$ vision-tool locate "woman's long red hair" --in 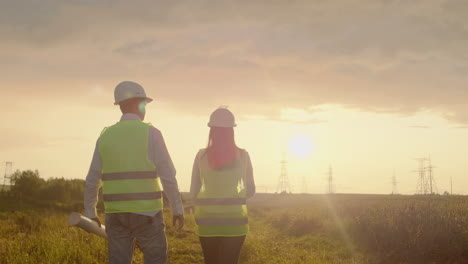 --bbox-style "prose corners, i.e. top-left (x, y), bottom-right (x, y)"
top-left (205, 127), bottom-right (241, 169)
